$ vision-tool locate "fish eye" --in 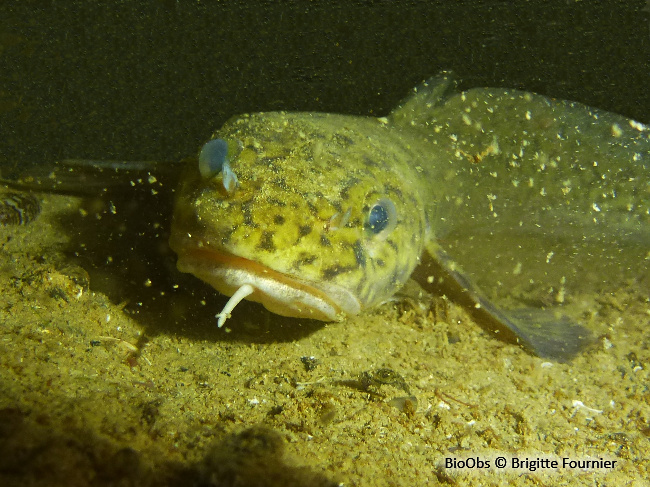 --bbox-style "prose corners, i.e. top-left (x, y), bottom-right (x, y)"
top-left (365, 198), bottom-right (397, 236)
top-left (198, 138), bottom-right (240, 194)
